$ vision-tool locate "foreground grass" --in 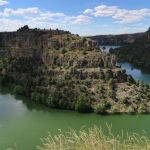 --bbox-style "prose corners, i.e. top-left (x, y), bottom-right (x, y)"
top-left (37, 125), bottom-right (150, 150)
